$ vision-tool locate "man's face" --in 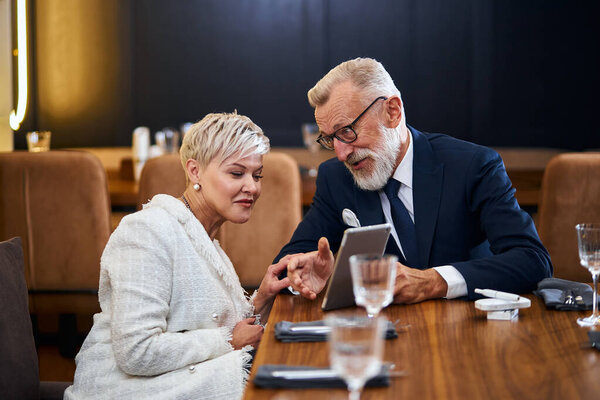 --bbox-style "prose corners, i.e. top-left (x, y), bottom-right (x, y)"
top-left (314, 81), bottom-right (400, 191)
